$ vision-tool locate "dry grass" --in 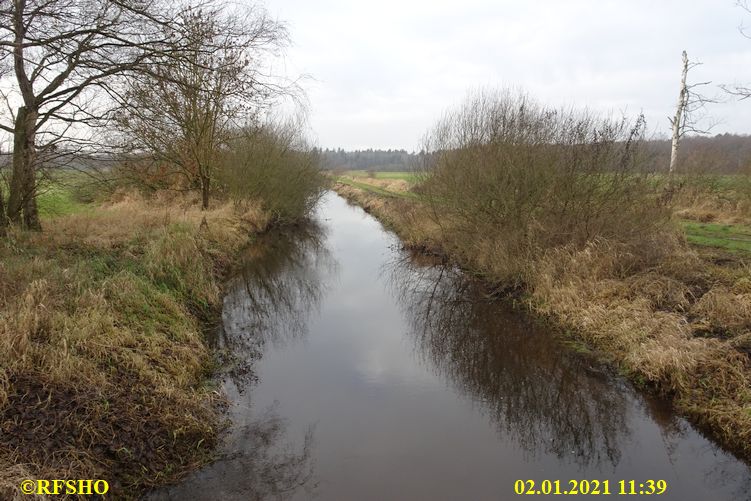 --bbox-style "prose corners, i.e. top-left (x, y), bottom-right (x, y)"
top-left (692, 287), bottom-right (751, 335)
top-left (335, 181), bottom-right (751, 460)
top-left (0, 194), bottom-right (271, 499)
top-left (673, 175), bottom-right (751, 225)
top-left (530, 241), bottom-right (751, 457)
top-left (335, 183), bottom-right (440, 251)
top-left (0, 458), bottom-right (45, 501)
